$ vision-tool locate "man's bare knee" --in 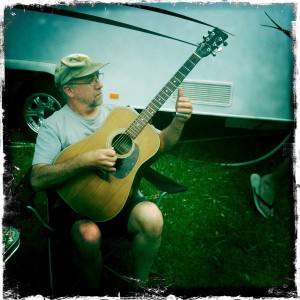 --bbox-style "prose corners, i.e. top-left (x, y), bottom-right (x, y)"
top-left (71, 220), bottom-right (101, 259)
top-left (129, 202), bottom-right (164, 237)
